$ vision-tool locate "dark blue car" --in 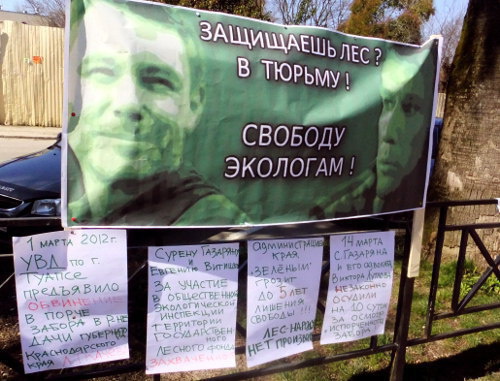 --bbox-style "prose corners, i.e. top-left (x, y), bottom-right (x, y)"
top-left (431, 117), bottom-right (443, 173)
top-left (0, 135), bottom-right (61, 217)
